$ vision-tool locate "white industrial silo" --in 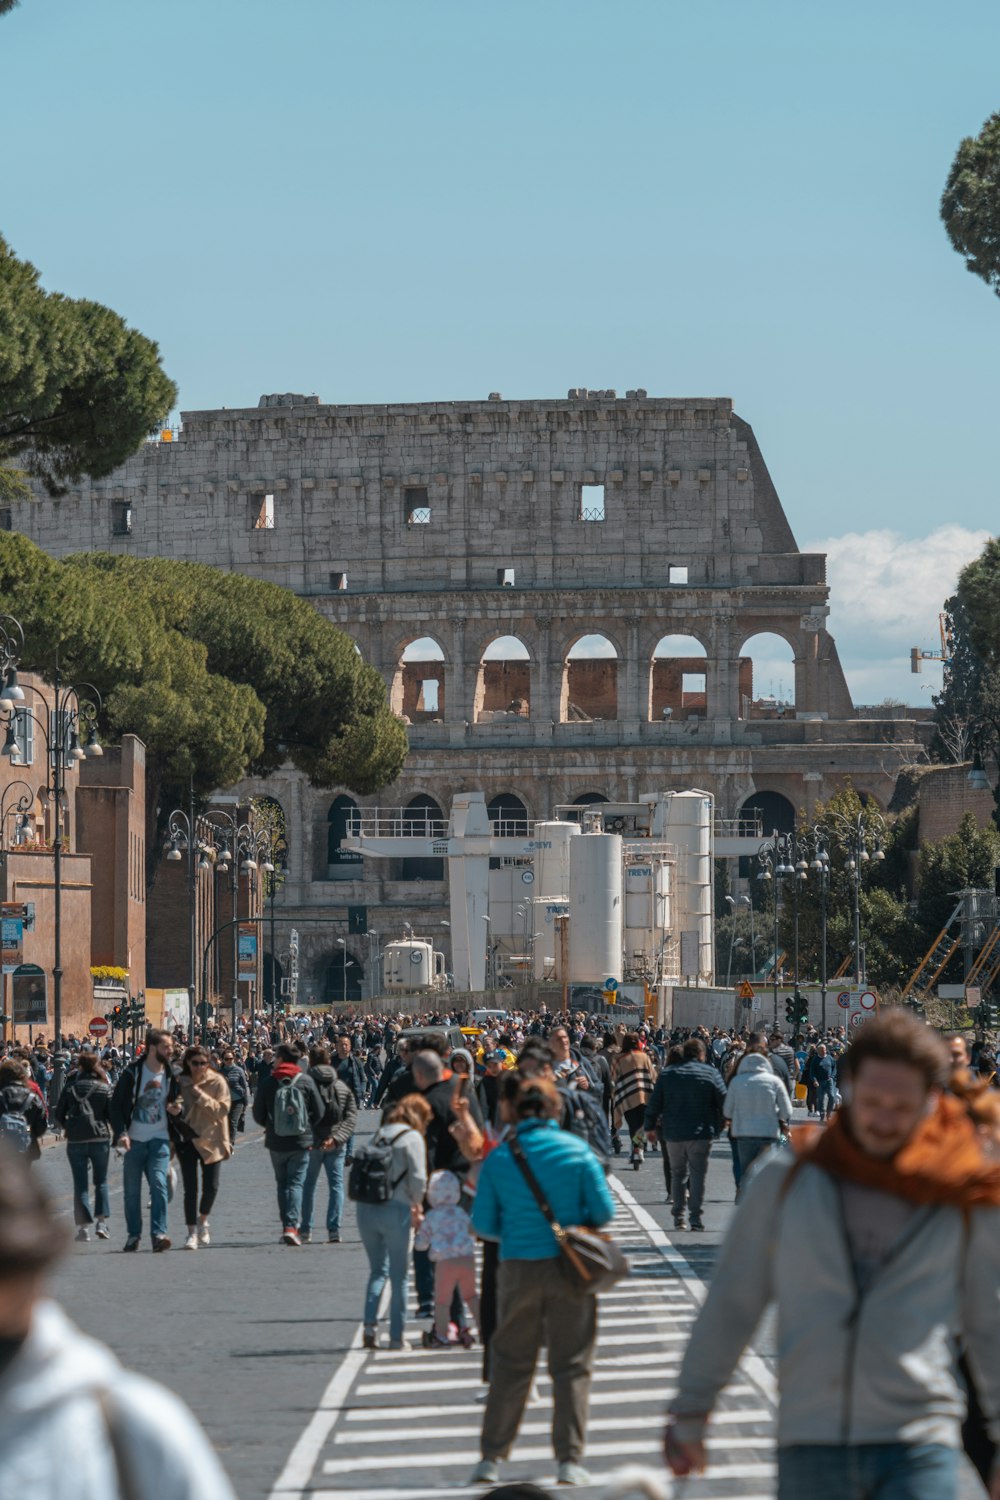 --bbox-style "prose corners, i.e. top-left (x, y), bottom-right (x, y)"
top-left (532, 820), bottom-right (578, 903)
top-left (660, 791), bottom-right (713, 981)
top-left (624, 854), bottom-right (672, 975)
top-left (568, 833), bottom-right (623, 984)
